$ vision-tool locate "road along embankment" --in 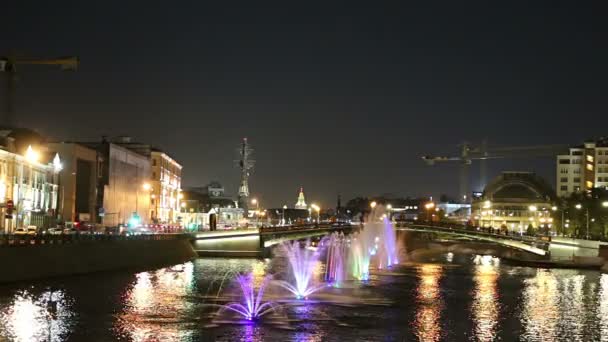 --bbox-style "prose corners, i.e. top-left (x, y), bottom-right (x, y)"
top-left (0, 234), bottom-right (197, 283)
